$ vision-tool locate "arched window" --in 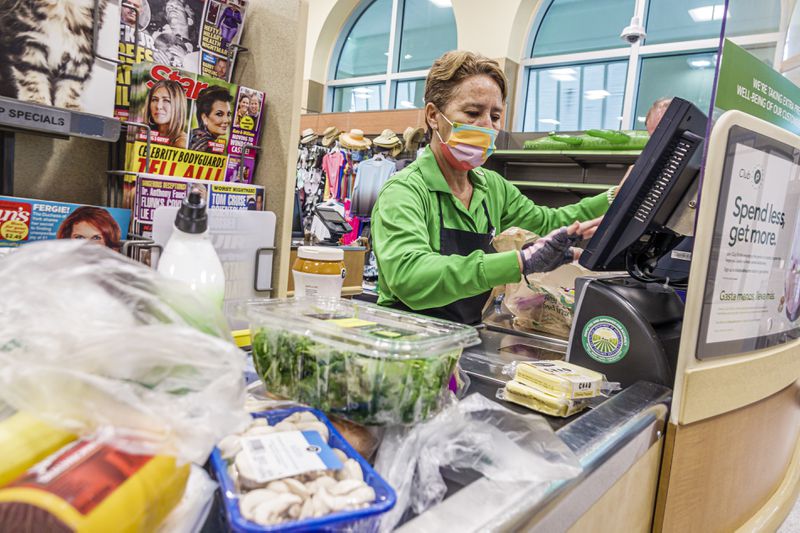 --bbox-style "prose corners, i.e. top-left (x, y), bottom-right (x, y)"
top-left (329, 0), bottom-right (457, 112)
top-left (520, 0), bottom-right (781, 132)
